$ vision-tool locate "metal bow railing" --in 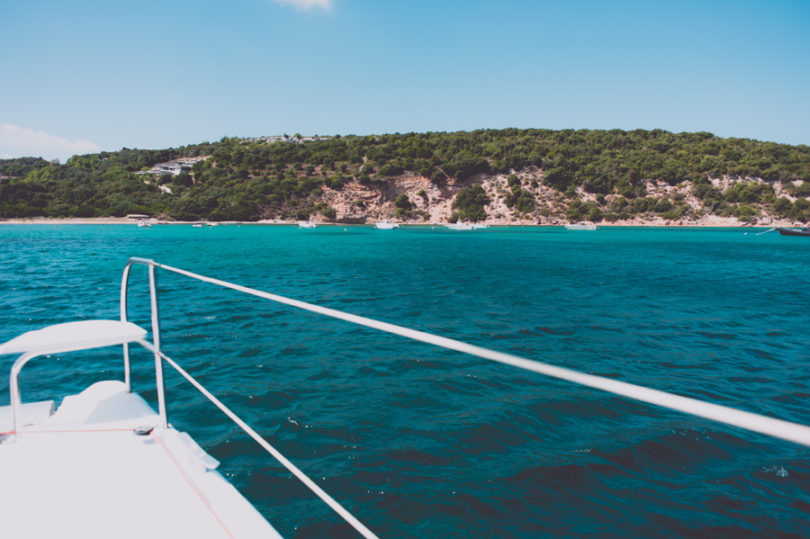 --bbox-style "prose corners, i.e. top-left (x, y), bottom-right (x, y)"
top-left (120, 257), bottom-right (810, 538)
